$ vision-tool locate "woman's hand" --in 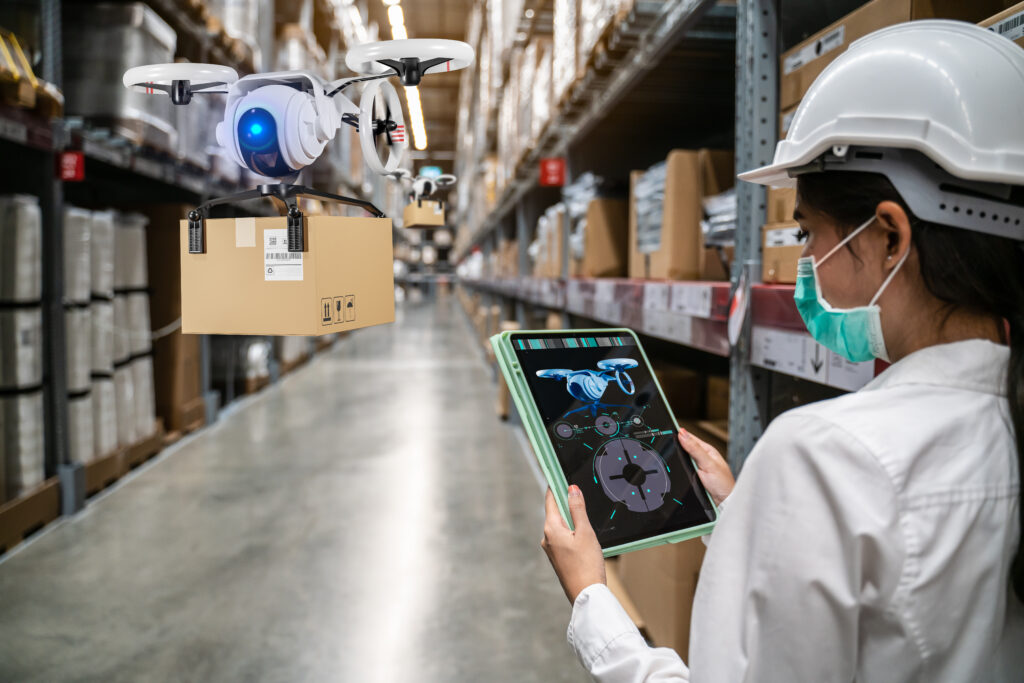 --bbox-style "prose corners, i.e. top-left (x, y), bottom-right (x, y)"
top-left (541, 486), bottom-right (606, 605)
top-left (678, 427), bottom-right (734, 507)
